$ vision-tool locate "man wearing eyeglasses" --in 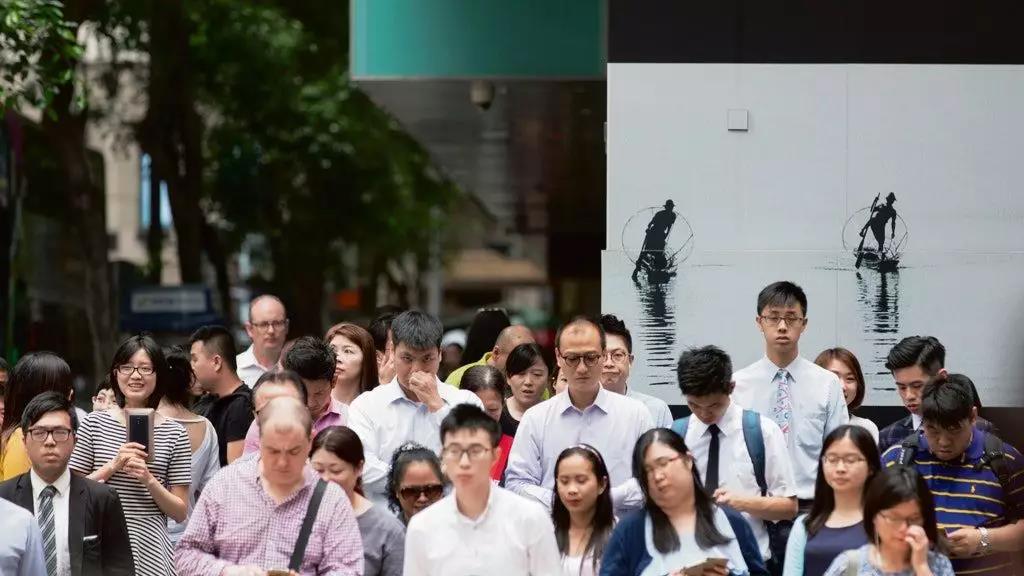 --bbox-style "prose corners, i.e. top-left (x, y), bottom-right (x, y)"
top-left (505, 316), bottom-right (654, 514)
top-left (404, 404), bottom-right (560, 576)
top-left (0, 392), bottom-right (134, 576)
top-left (599, 314), bottom-right (674, 428)
top-left (236, 295), bottom-right (290, 388)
